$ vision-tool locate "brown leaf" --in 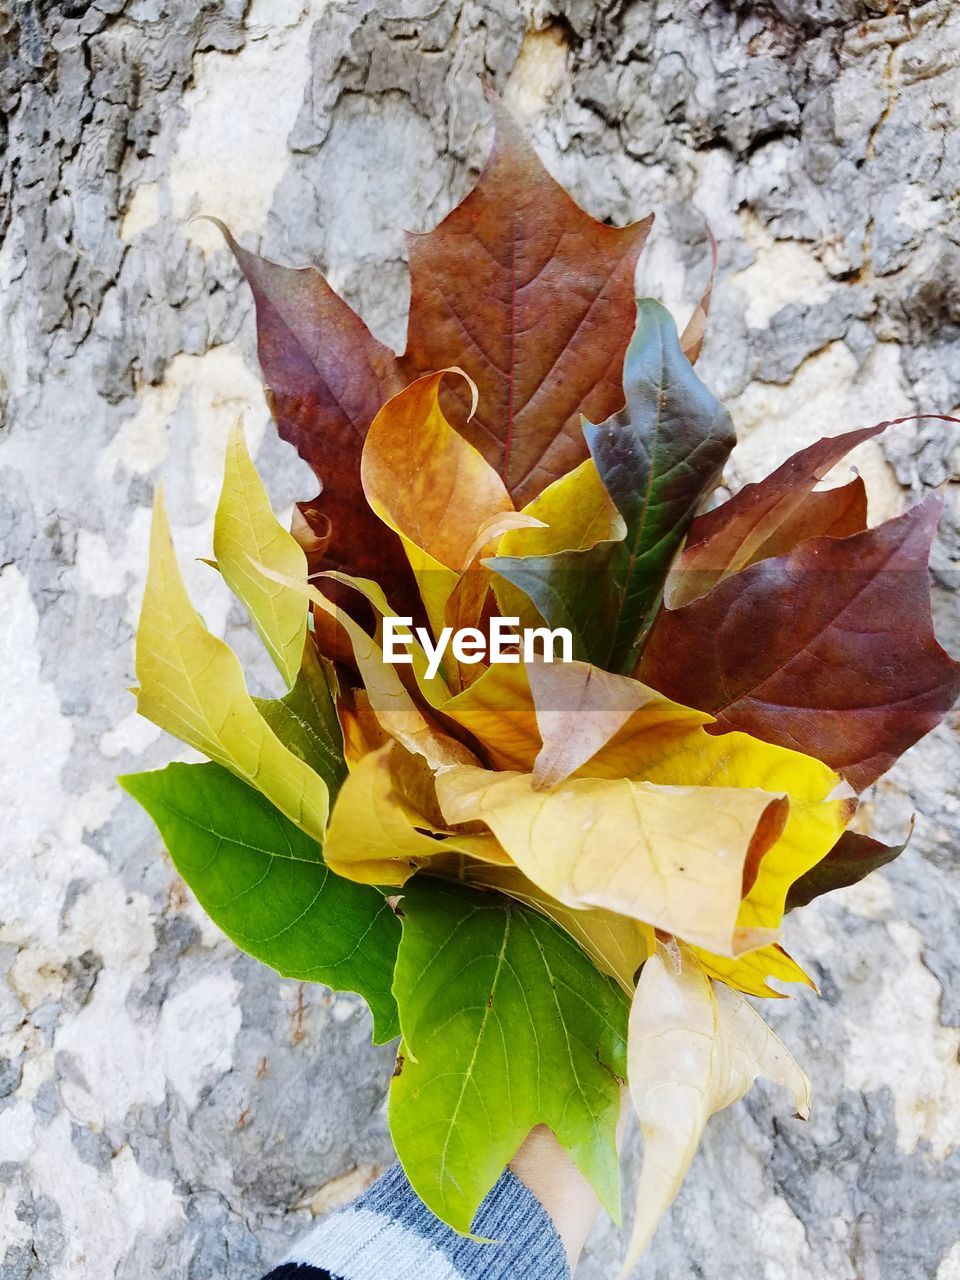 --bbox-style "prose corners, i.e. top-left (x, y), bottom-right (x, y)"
top-left (667, 415), bottom-right (960, 609)
top-left (215, 220), bottom-right (412, 598)
top-left (746, 475), bottom-right (867, 563)
top-left (224, 107), bottom-right (652, 595)
top-left (665, 424), bottom-right (883, 608)
top-left (641, 496), bottom-right (960, 791)
top-left (785, 820), bottom-right (915, 911)
top-left (399, 102), bottom-right (653, 503)
top-left (678, 229), bottom-right (717, 366)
